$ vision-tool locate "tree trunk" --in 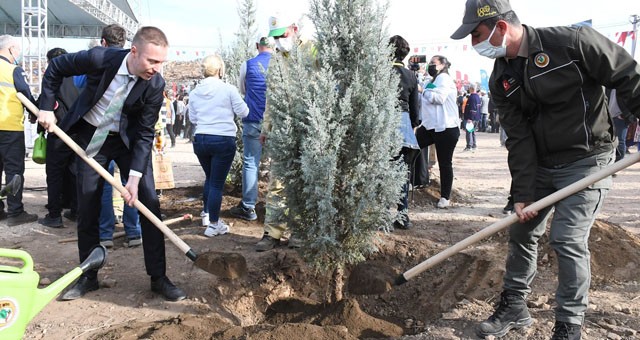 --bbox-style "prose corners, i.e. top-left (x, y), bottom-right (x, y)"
top-left (330, 266), bottom-right (344, 303)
